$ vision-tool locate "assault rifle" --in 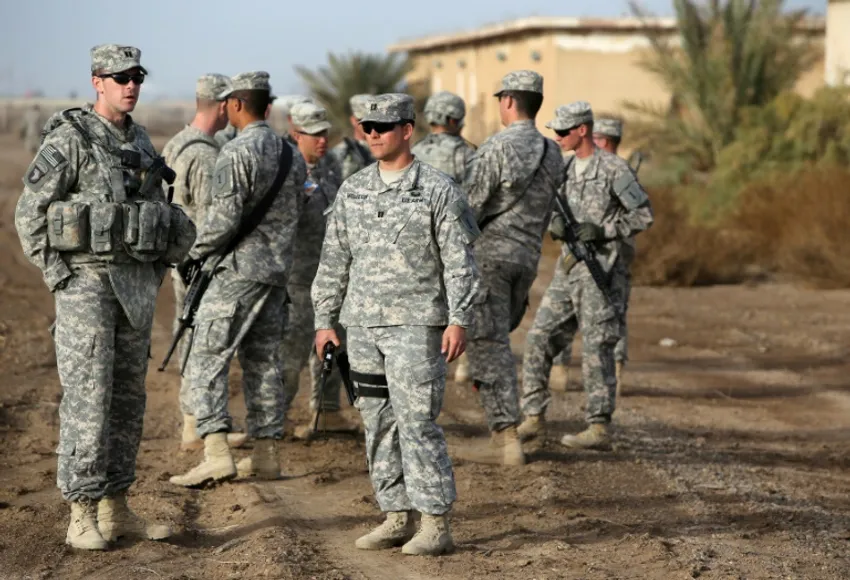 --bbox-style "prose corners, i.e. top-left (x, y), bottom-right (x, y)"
top-left (552, 194), bottom-right (621, 316)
